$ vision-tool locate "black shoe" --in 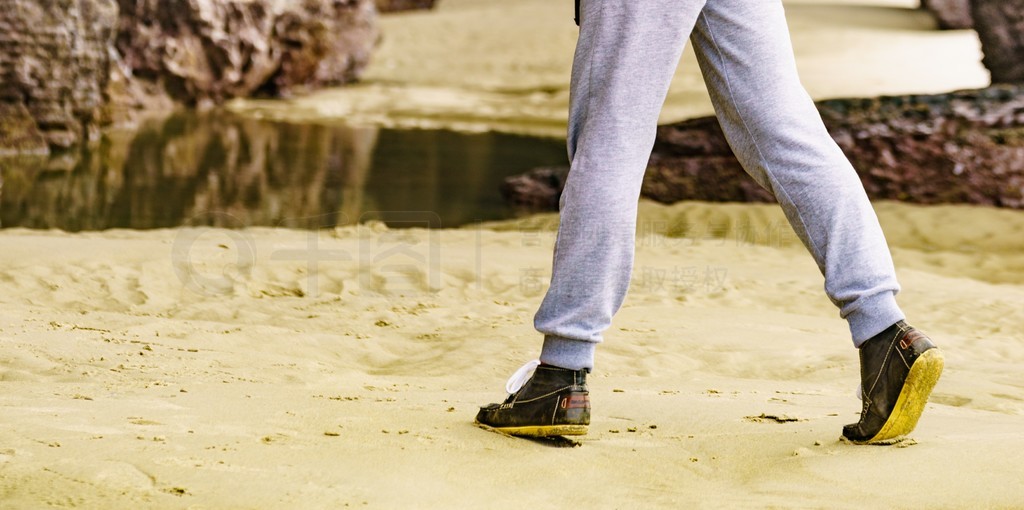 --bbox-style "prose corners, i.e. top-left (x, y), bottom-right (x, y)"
top-left (475, 363), bottom-right (590, 437)
top-left (843, 321), bottom-right (944, 444)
